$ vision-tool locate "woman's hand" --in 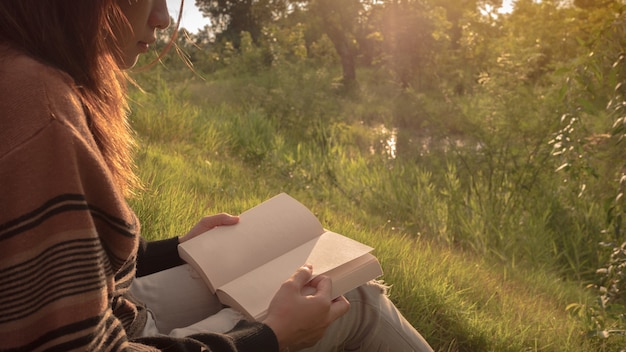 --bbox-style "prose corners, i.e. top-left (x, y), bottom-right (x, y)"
top-left (262, 264), bottom-right (350, 351)
top-left (179, 213), bottom-right (240, 243)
